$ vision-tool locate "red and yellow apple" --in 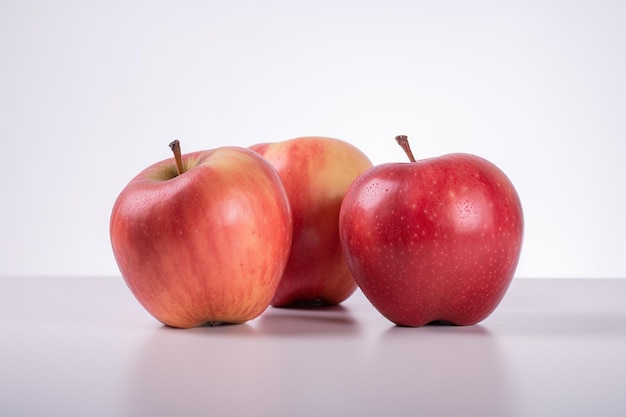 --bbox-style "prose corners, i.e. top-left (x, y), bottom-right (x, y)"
top-left (110, 141), bottom-right (292, 328)
top-left (339, 136), bottom-right (524, 326)
top-left (251, 137), bottom-right (372, 307)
